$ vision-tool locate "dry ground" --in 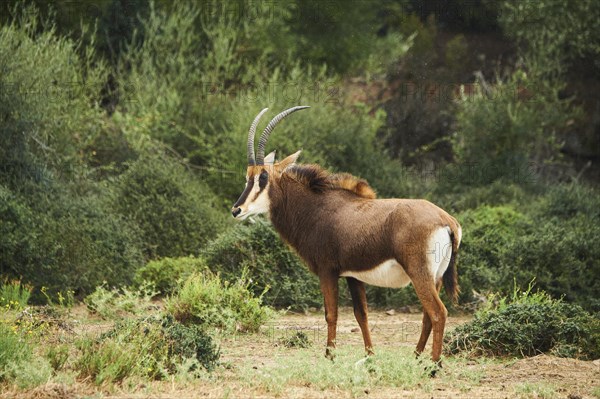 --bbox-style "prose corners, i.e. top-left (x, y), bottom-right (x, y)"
top-left (3, 307), bottom-right (599, 399)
